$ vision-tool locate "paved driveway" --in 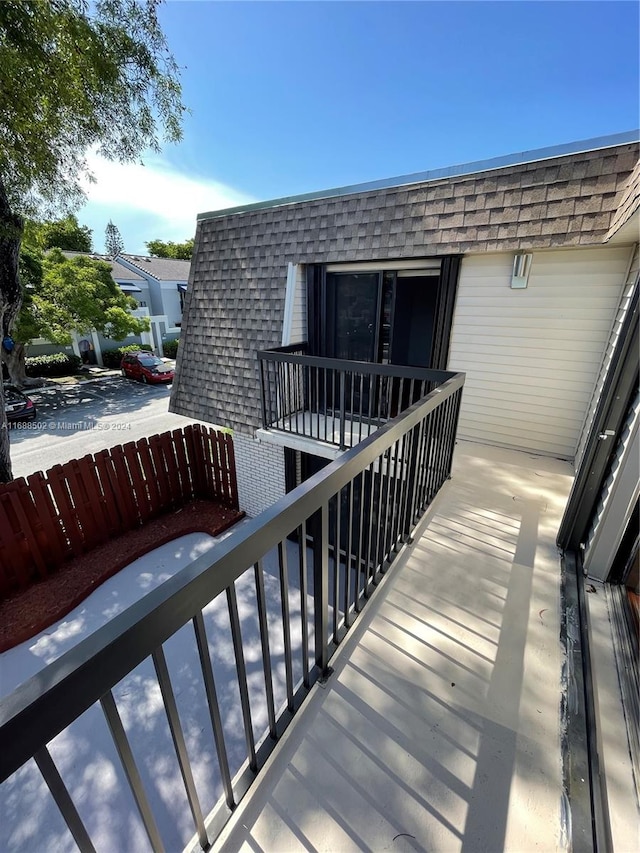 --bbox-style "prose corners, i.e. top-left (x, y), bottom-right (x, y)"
top-left (8, 375), bottom-right (207, 480)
